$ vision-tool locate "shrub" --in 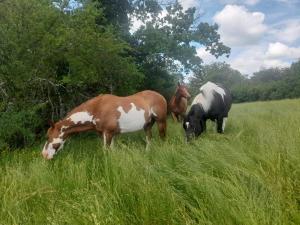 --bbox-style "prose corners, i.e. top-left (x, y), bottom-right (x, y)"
top-left (0, 105), bottom-right (45, 150)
